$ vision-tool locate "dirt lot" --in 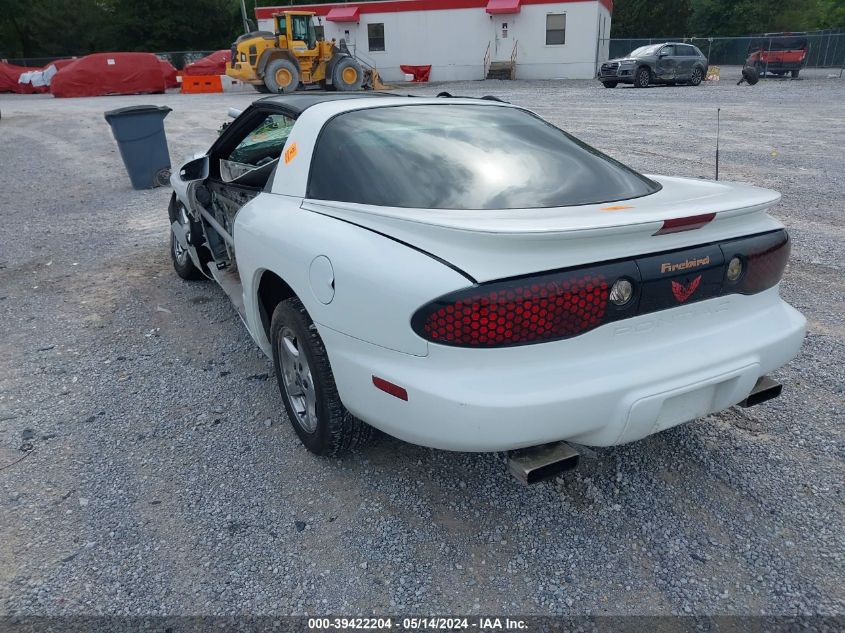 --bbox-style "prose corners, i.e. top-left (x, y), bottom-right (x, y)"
top-left (0, 72), bottom-right (843, 617)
